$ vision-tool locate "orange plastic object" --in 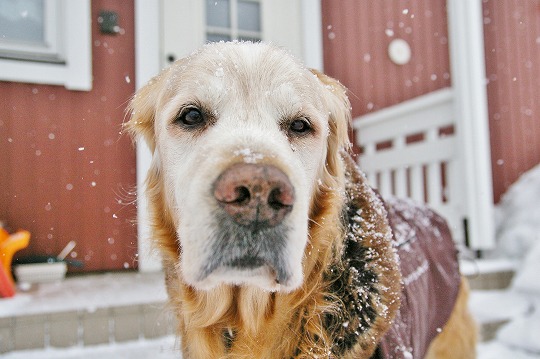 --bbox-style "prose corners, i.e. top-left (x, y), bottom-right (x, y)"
top-left (0, 229), bottom-right (31, 283)
top-left (0, 265), bottom-right (15, 298)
